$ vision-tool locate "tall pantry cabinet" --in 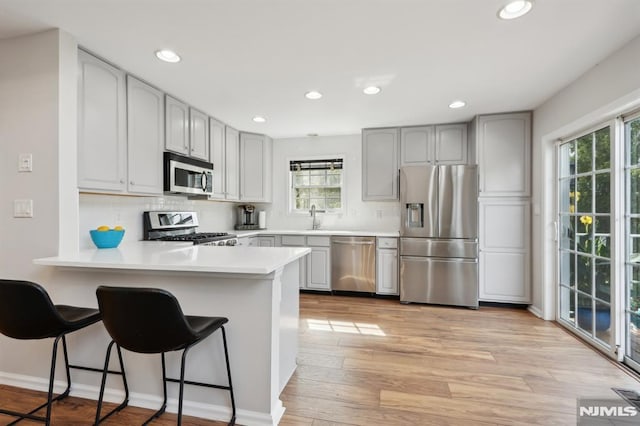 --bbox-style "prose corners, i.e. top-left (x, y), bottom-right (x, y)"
top-left (473, 112), bottom-right (532, 303)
